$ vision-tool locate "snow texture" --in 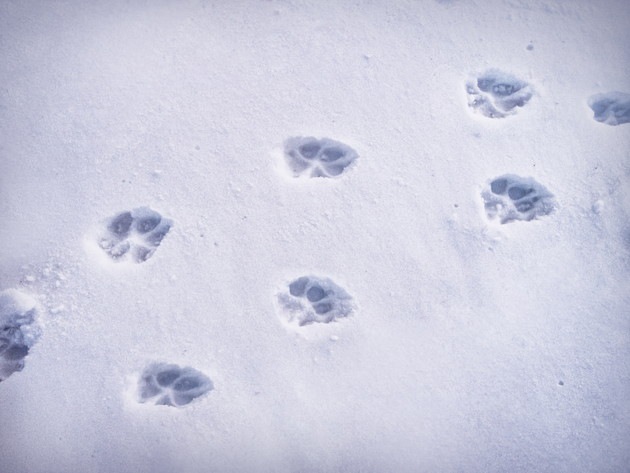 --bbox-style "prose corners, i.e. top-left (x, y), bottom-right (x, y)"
top-left (588, 91), bottom-right (630, 125)
top-left (278, 275), bottom-right (354, 326)
top-left (0, 289), bottom-right (39, 381)
top-left (284, 136), bottom-right (358, 178)
top-left (138, 362), bottom-right (213, 407)
top-left (466, 69), bottom-right (533, 118)
top-left (1, 1), bottom-right (630, 472)
top-left (97, 207), bottom-right (172, 263)
top-left (482, 175), bottom-right (556, 223)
